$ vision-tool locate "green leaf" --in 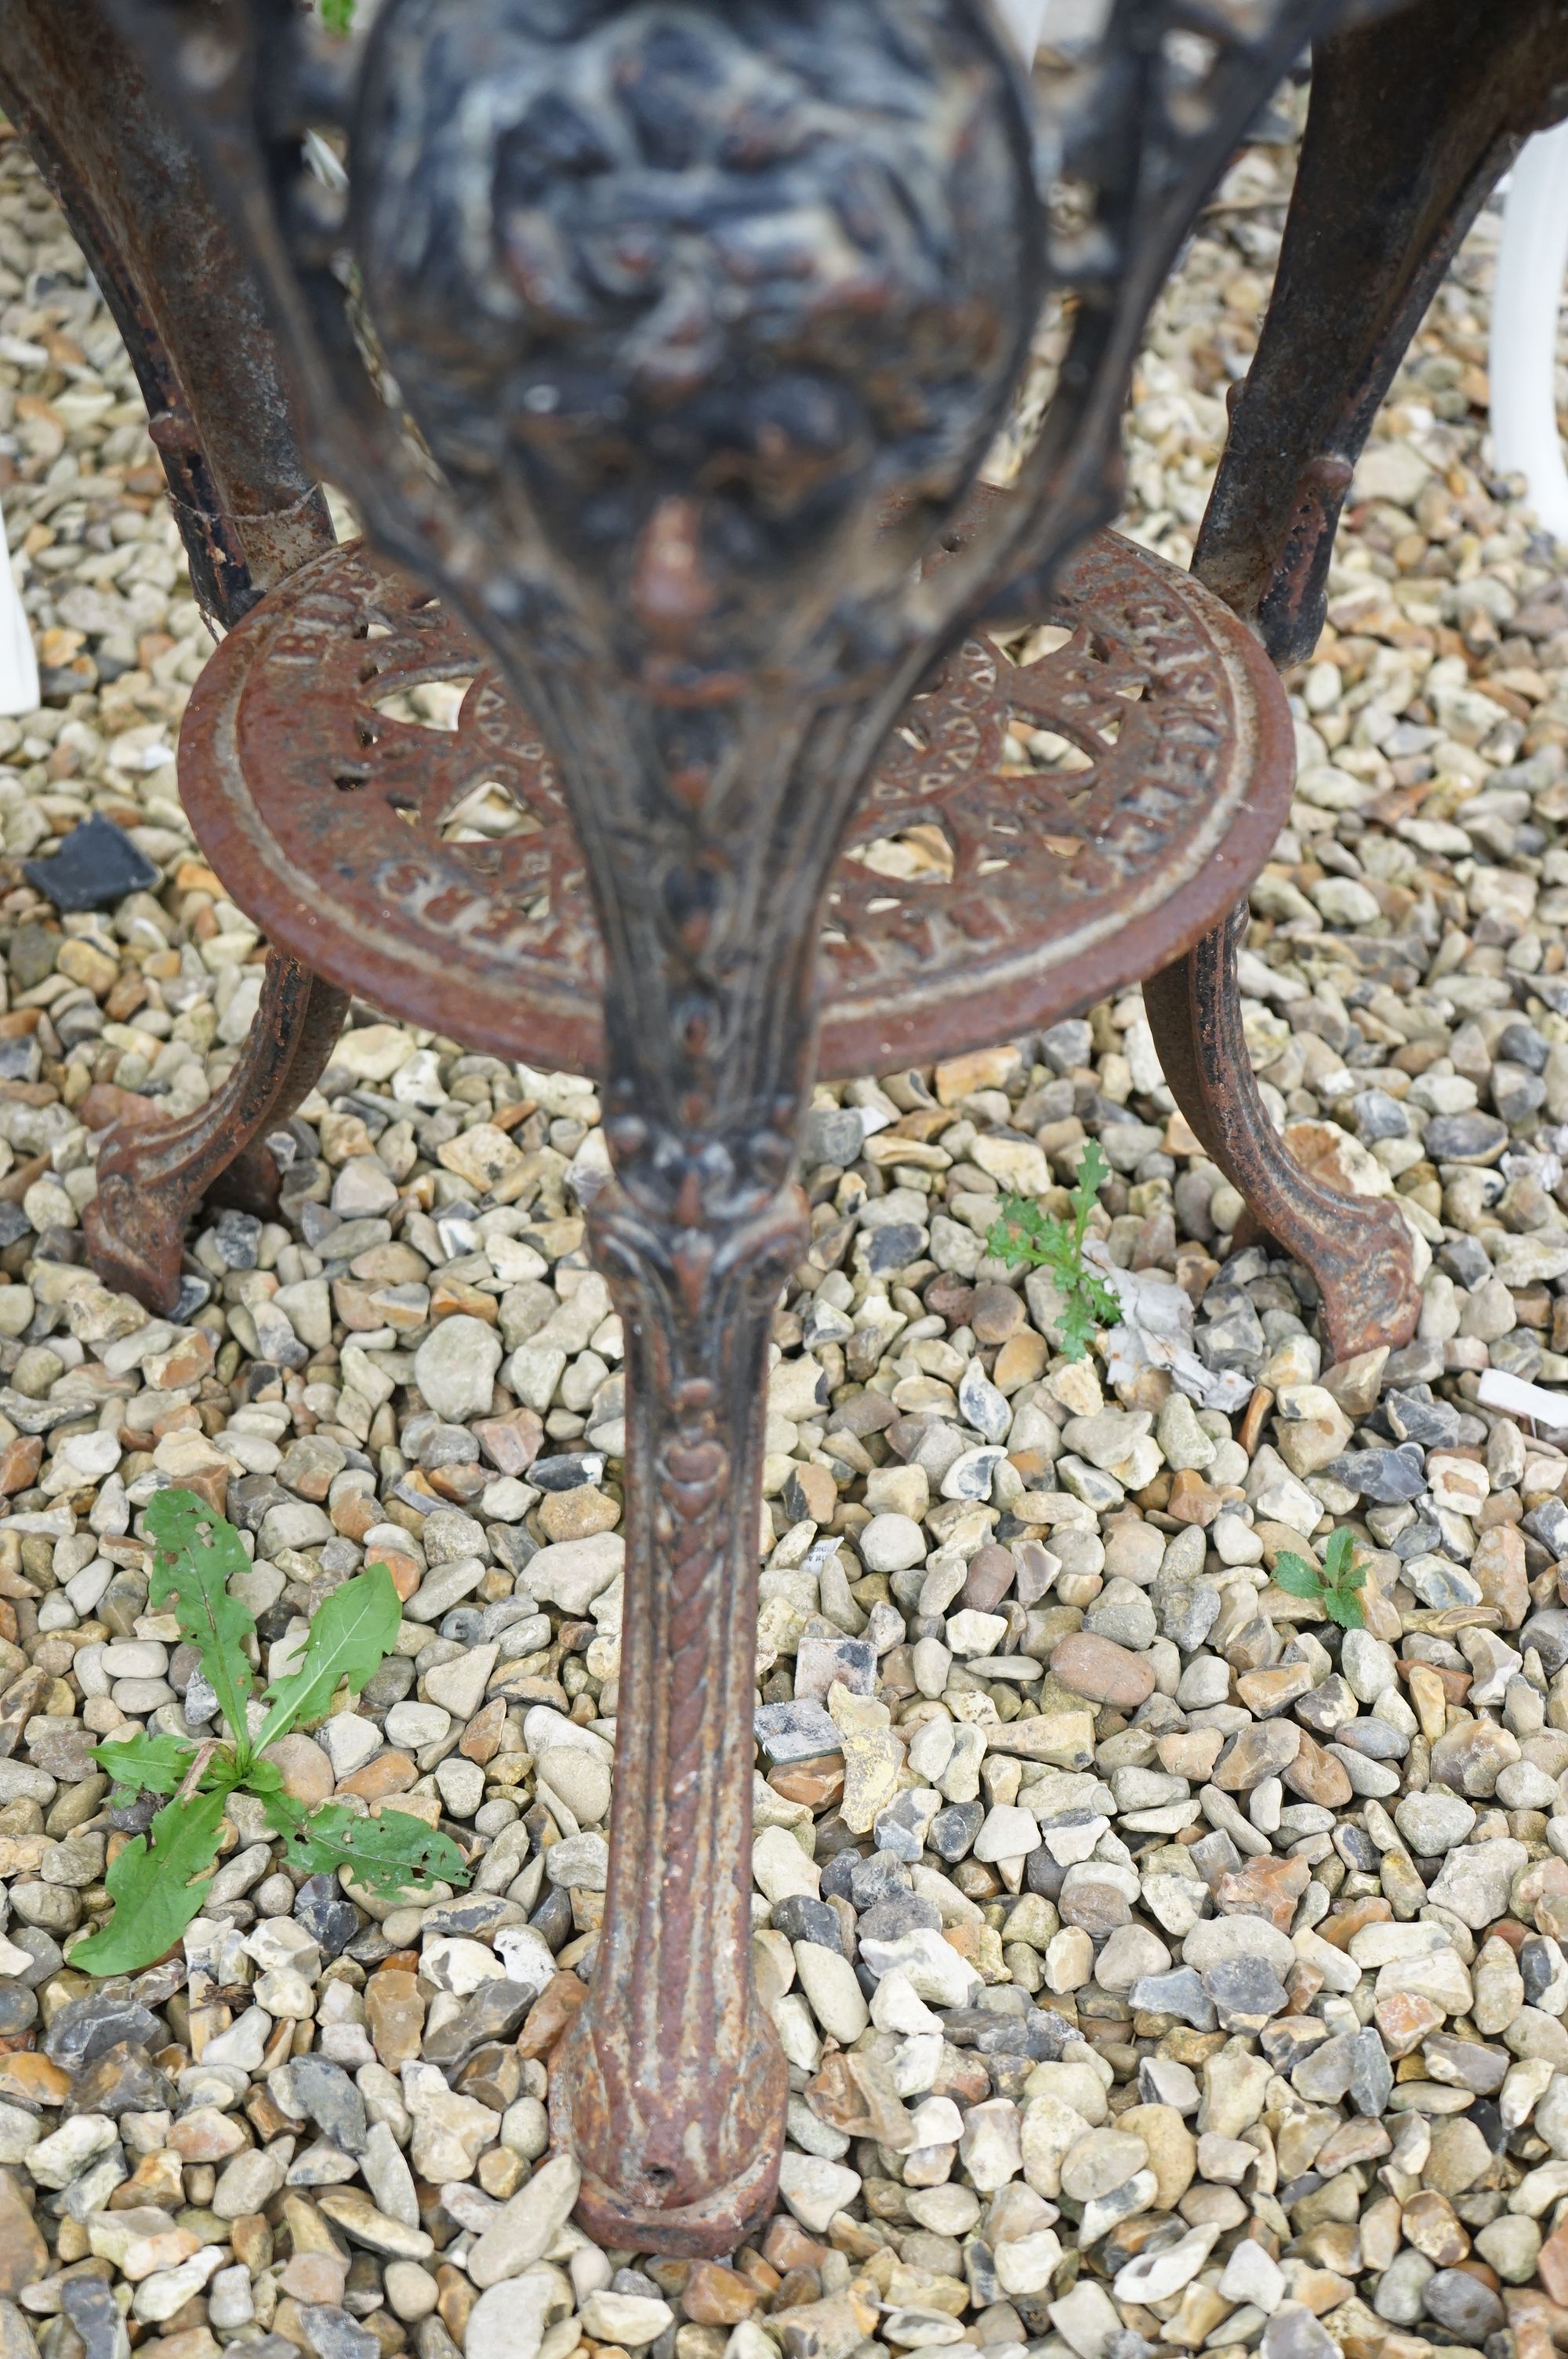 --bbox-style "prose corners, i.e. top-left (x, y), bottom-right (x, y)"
top-left (988, 1196), bottom-right (1045, 1269)
top-left (254, 1563), bottom-right (401, 1753)
top-left (1055, 1296), bottom-right (1092, 1363)
top-left (1337, 1558), bottom-right (1369, 1591)
top-left (1085, 1274), bottom-right (1121, 1327)
top-left (93, 1730), bottom-right (201, 1801)
top-left (320, 0), bottom-right (355, 29)
top-left (1271, 1552), bottom-right (1325, 1599)
top-left (1322, 1527), bottom-right (1359, 1582)
top-left (1072, 1140), bottom-right (1110, 1225)
top-left (144, 1488), bottom-right (256, 1752)
top-left (264, 1794), bottom-right (469, 1899)
top-left (982, 1171), bottom-right (1117, 1362)
top-left (72, 1789), bottom-right (227, 1976)
top-left (1323, 1587), bottom-right (1364, 1630)
top-left (988, 1223), bottom-right (1026, 1269)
